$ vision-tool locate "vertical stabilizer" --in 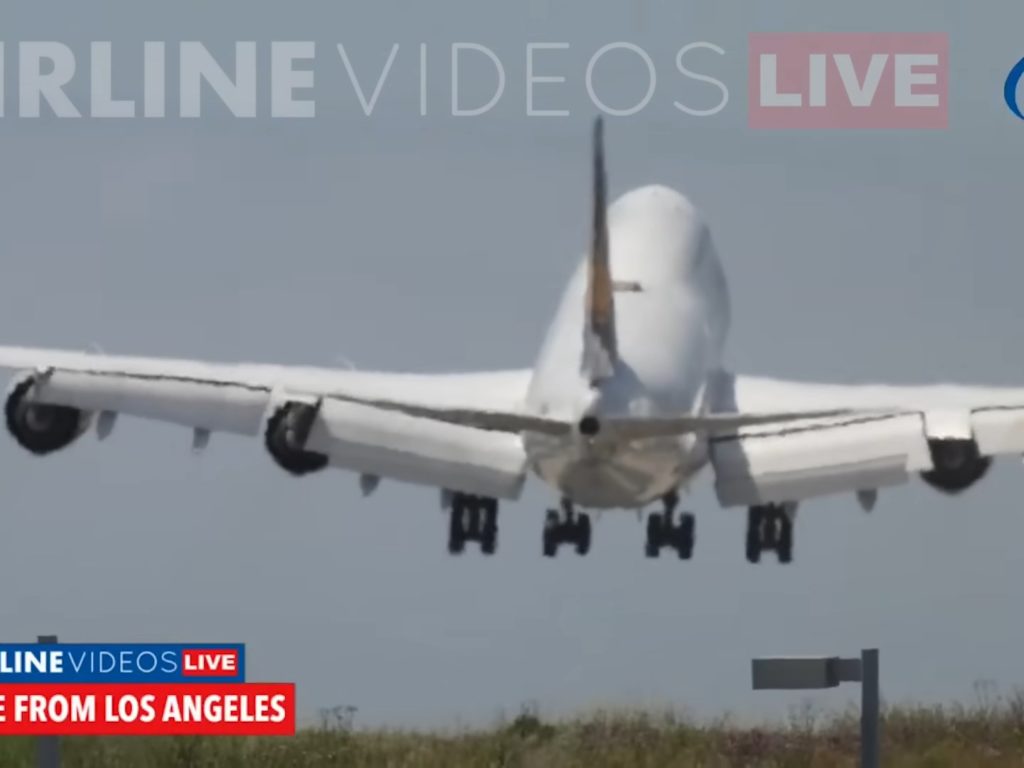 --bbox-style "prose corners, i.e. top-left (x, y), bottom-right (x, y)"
top-left (582, 116), bottom-right (618, 385)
